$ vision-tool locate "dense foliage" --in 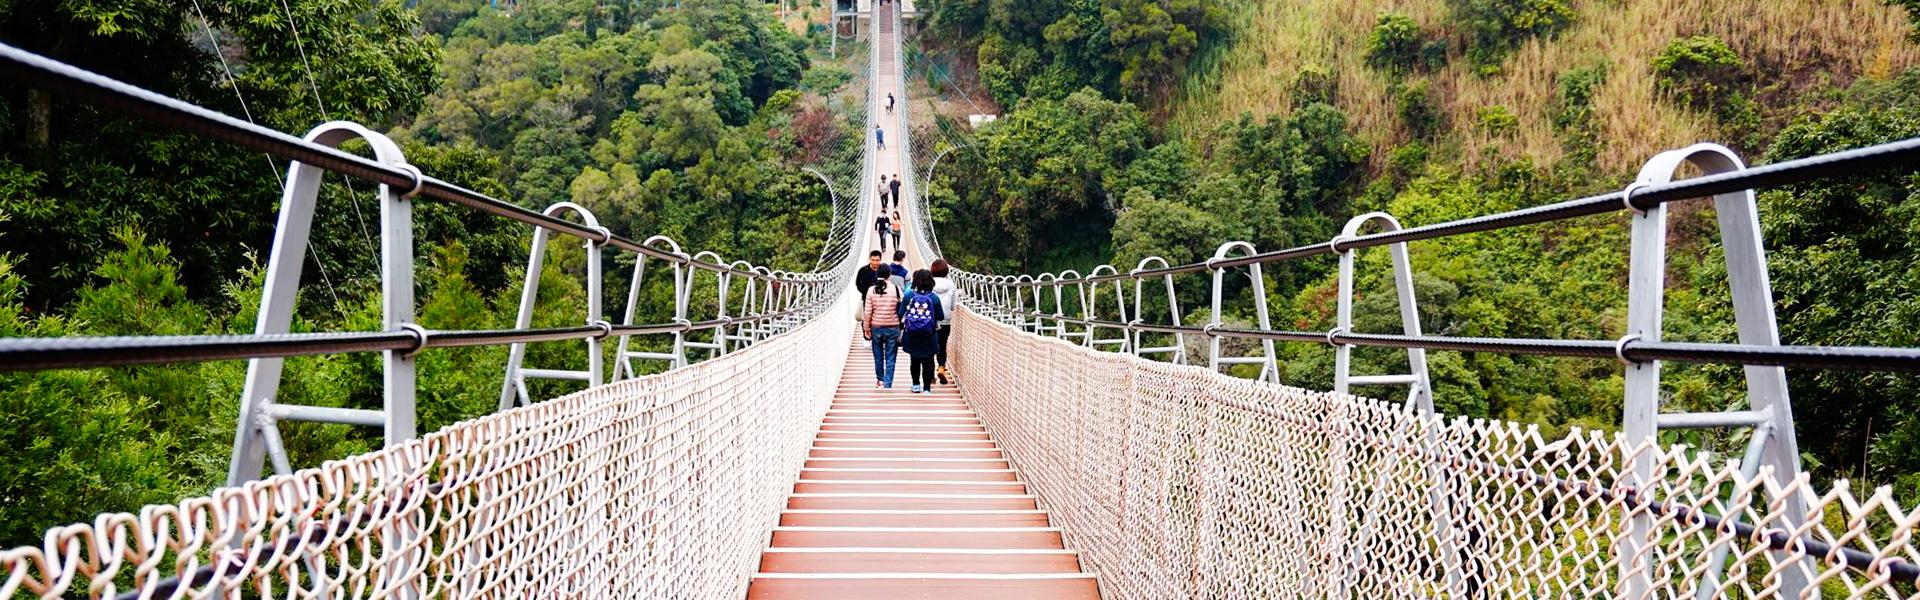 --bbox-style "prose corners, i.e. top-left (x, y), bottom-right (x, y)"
top-left (919, 0), bottom-right (1225, 105)
top-left (921, 0), bottom-right (1920, 500)
top-left (0, 0), bottom-right (853, 546)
